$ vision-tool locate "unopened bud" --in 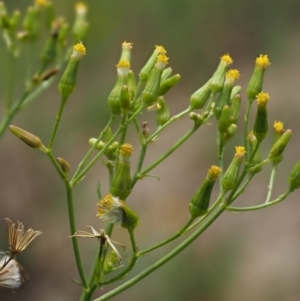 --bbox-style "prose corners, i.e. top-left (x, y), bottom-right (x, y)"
top-left (209, 54), bottom-right (233, 92)
top-left (72, 2), bottom-right (89, 41)
top-left (23, 6), bottom-right (40, 40)
top-left (120, 200), bottom-right (139, 230)
top-left (253, 92), bottom-right (270, 143)
top-left (119, 41), bottom-right (132, 63)
top-left (229, 94), bottom-right (241, 124)
top-left (89, 138), bottom-right (105, 150)
top-left (222, 146), bottom-right (246, 191)
top-left (110, 143), bottom-right (133, 200)
top-left (189, 165), bottom-right (221, 218)
top-left (127, 70), bottom-right (136, 100)
top-left (139, 45), bottom-right (167, 81)
top-left (58, 42), bottom-right (86, 99)
top-left (57, 157), bottom-right (70, 174)
top-left (289, 160), bottom-right (300, 191)
top-left (159, 74), bottom-right (181, 96)
top-left (218, 105), bottom-right (232, 133)
top-left (246, 54), bottom-right (270, 102)
top-left (189, 79), bottom-right (211, 110)
top-left (9, 125), bottom-right (46, 151)
top-left (156, 97), bottom-right (170, 126)
top-left (268, 129), bottom-right (292, 164)
top-left (247, 131), bottom-right (262, 174)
